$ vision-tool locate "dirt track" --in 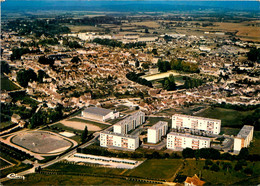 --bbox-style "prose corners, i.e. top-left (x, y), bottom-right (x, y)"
top-left (61, 121), bottom-right (102, 131)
